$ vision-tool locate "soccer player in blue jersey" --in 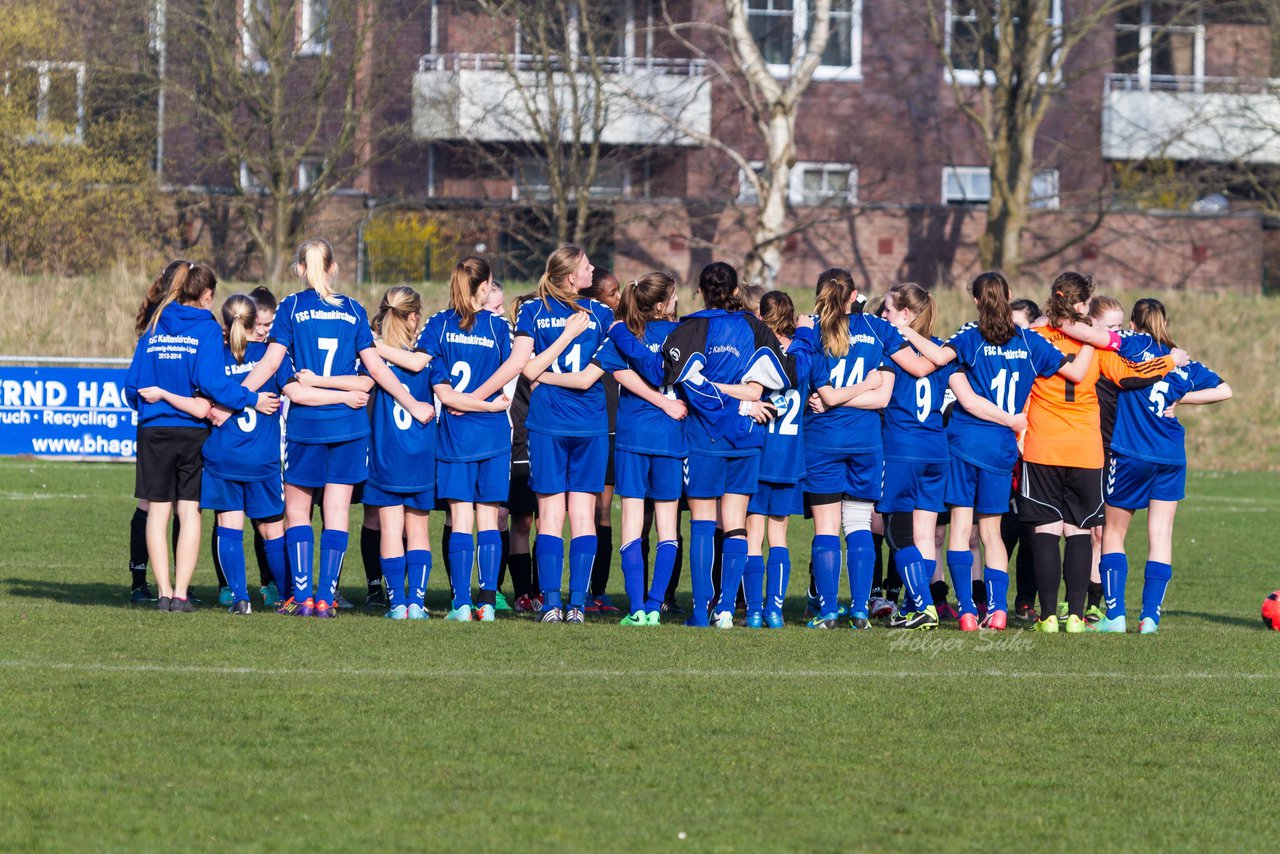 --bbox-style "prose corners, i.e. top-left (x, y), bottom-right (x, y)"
top-left (126, 263), bottom-right (281, 612)
top-left (242, 238), bottom-right (435, 618)
top-left (595, 272), bottom-right (687, 626)
top-left (512, 246), bottom-right (614, 624)
top-left (420, 257), bottom-right (520, 622)
top-left (1096, 299), bottom-right (1231, 634)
